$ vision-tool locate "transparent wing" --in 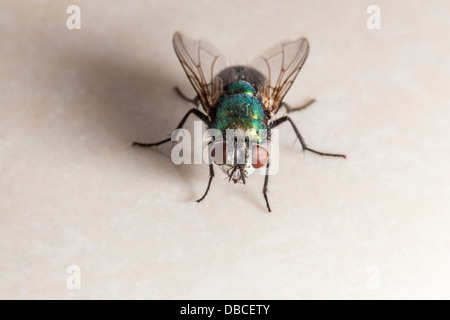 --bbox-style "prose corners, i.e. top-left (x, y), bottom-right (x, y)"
top-left (252, 37), bottom-right (309, 115)
top-left (172, 32), bottom-right (225, 113)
